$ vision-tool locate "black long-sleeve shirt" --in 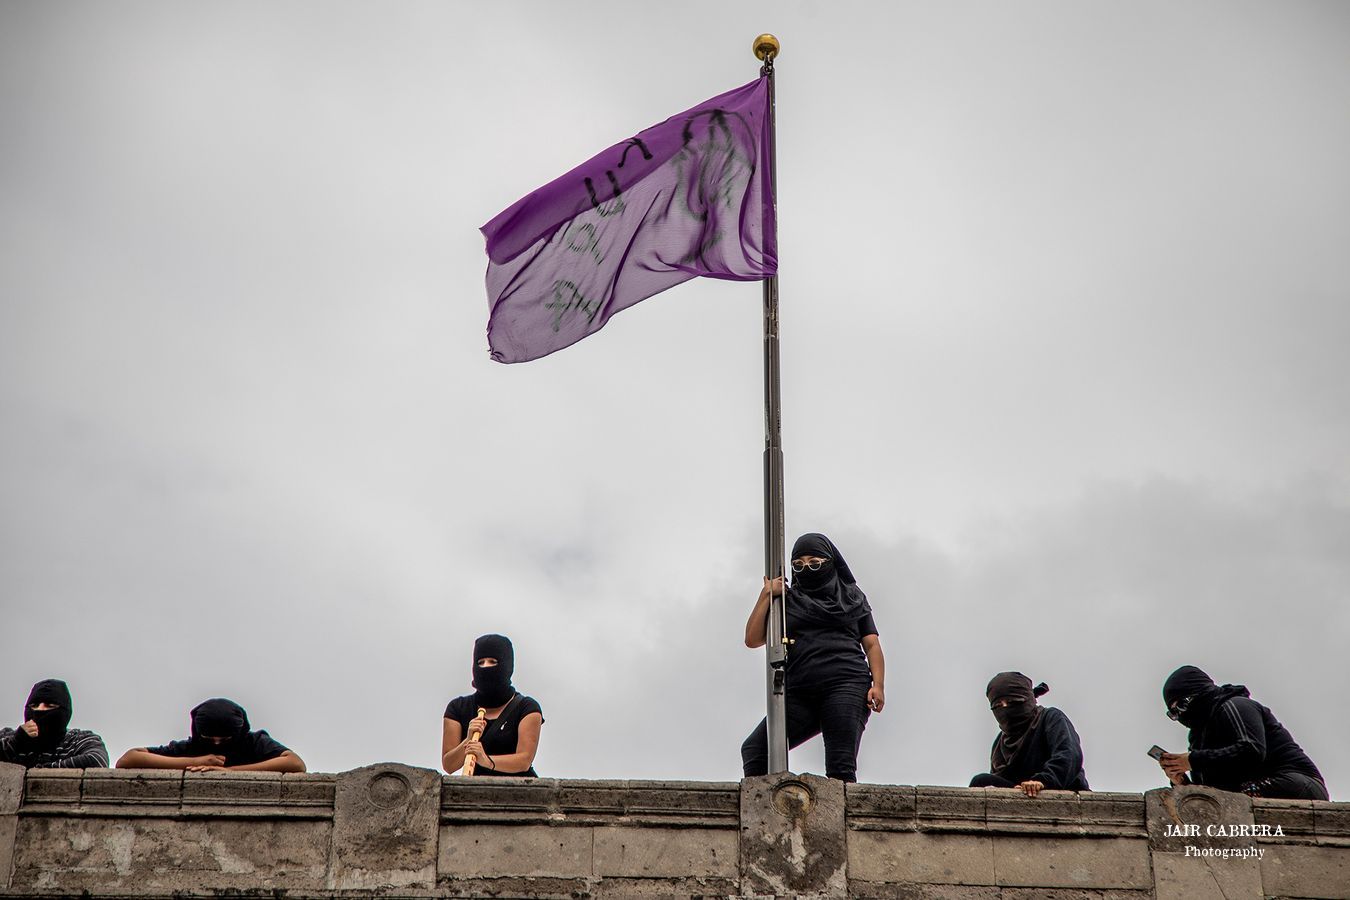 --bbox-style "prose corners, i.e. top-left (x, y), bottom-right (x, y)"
top-left (0, 727), bottom-right (109, 769)
top-left (1188, 694), bottom-right (1323, 792)
top-left (987, 706), bottom-right (1091, 791)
